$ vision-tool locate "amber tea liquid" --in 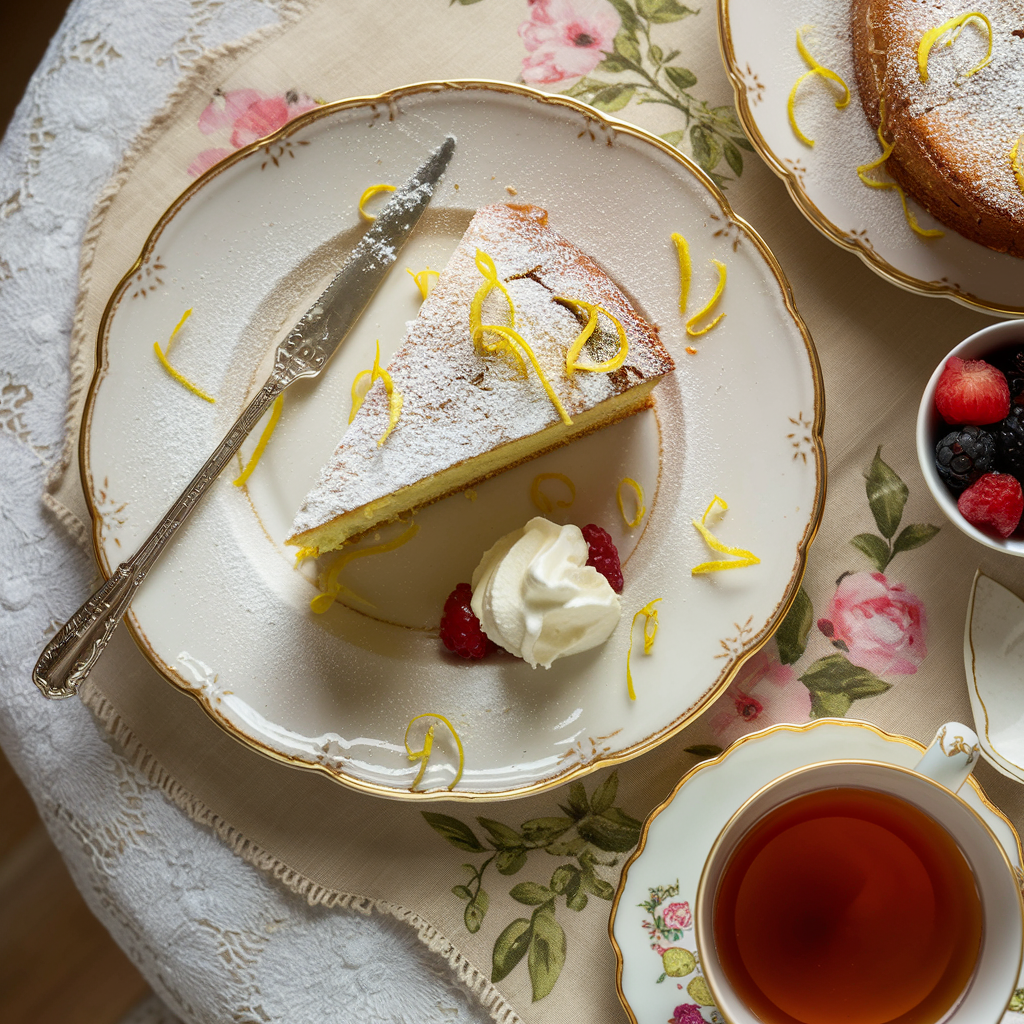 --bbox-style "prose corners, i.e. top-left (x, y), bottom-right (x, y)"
top-left (713, 788), bottom-right (982, 1024)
